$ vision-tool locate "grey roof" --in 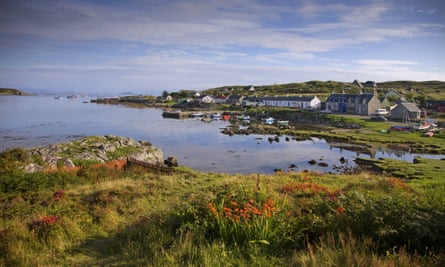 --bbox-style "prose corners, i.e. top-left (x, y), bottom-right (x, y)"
top-left (399, 102), bottom-right (421, 112)
top-left (326, 93), bottom-right (374, 103)
top-left (260, 96), bottom-right (317, 101)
